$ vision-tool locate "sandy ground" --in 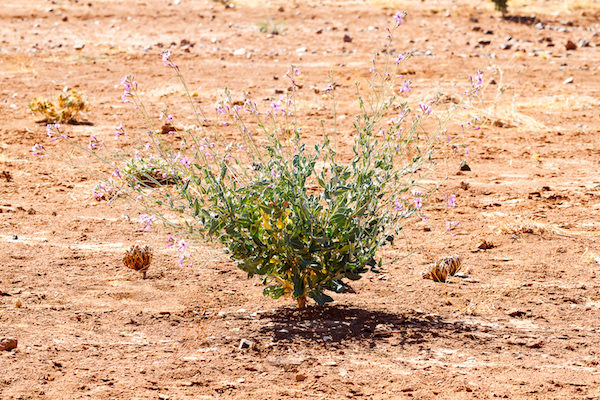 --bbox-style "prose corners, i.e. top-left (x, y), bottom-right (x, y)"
top-left (2, 0), bottom-right (600, 398)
